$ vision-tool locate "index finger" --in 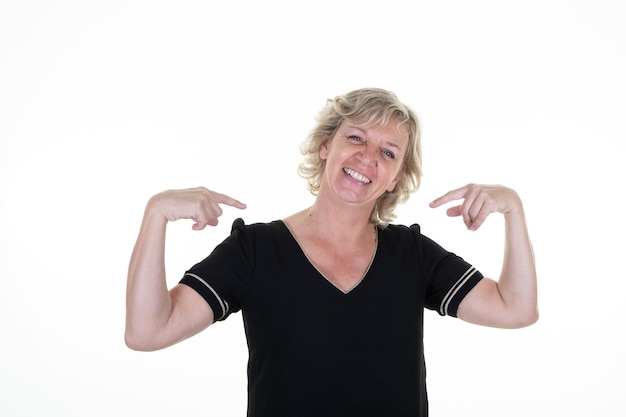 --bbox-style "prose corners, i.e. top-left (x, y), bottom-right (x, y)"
top-left (214, 192), bottom-right (247, 210)
top-left (429, 184), bottom-right (471, 208)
